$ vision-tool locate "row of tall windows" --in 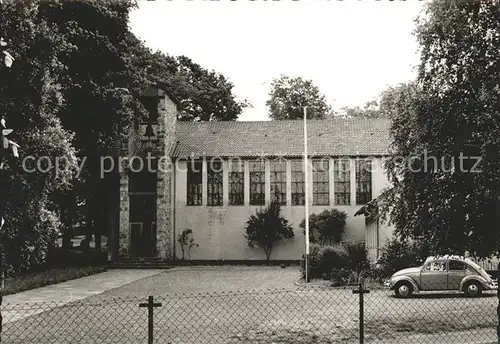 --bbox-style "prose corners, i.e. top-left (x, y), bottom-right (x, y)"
top-left (186, 159), bottom-right (372, 206)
